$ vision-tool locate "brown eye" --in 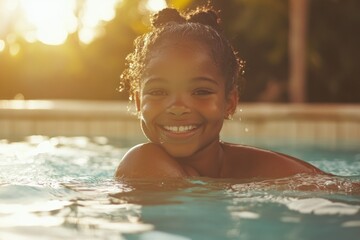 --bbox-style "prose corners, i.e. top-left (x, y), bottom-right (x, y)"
top-left (148, 89), bottom-right (167, 96)
top-left (193, 89), bottom-right (214, 95)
